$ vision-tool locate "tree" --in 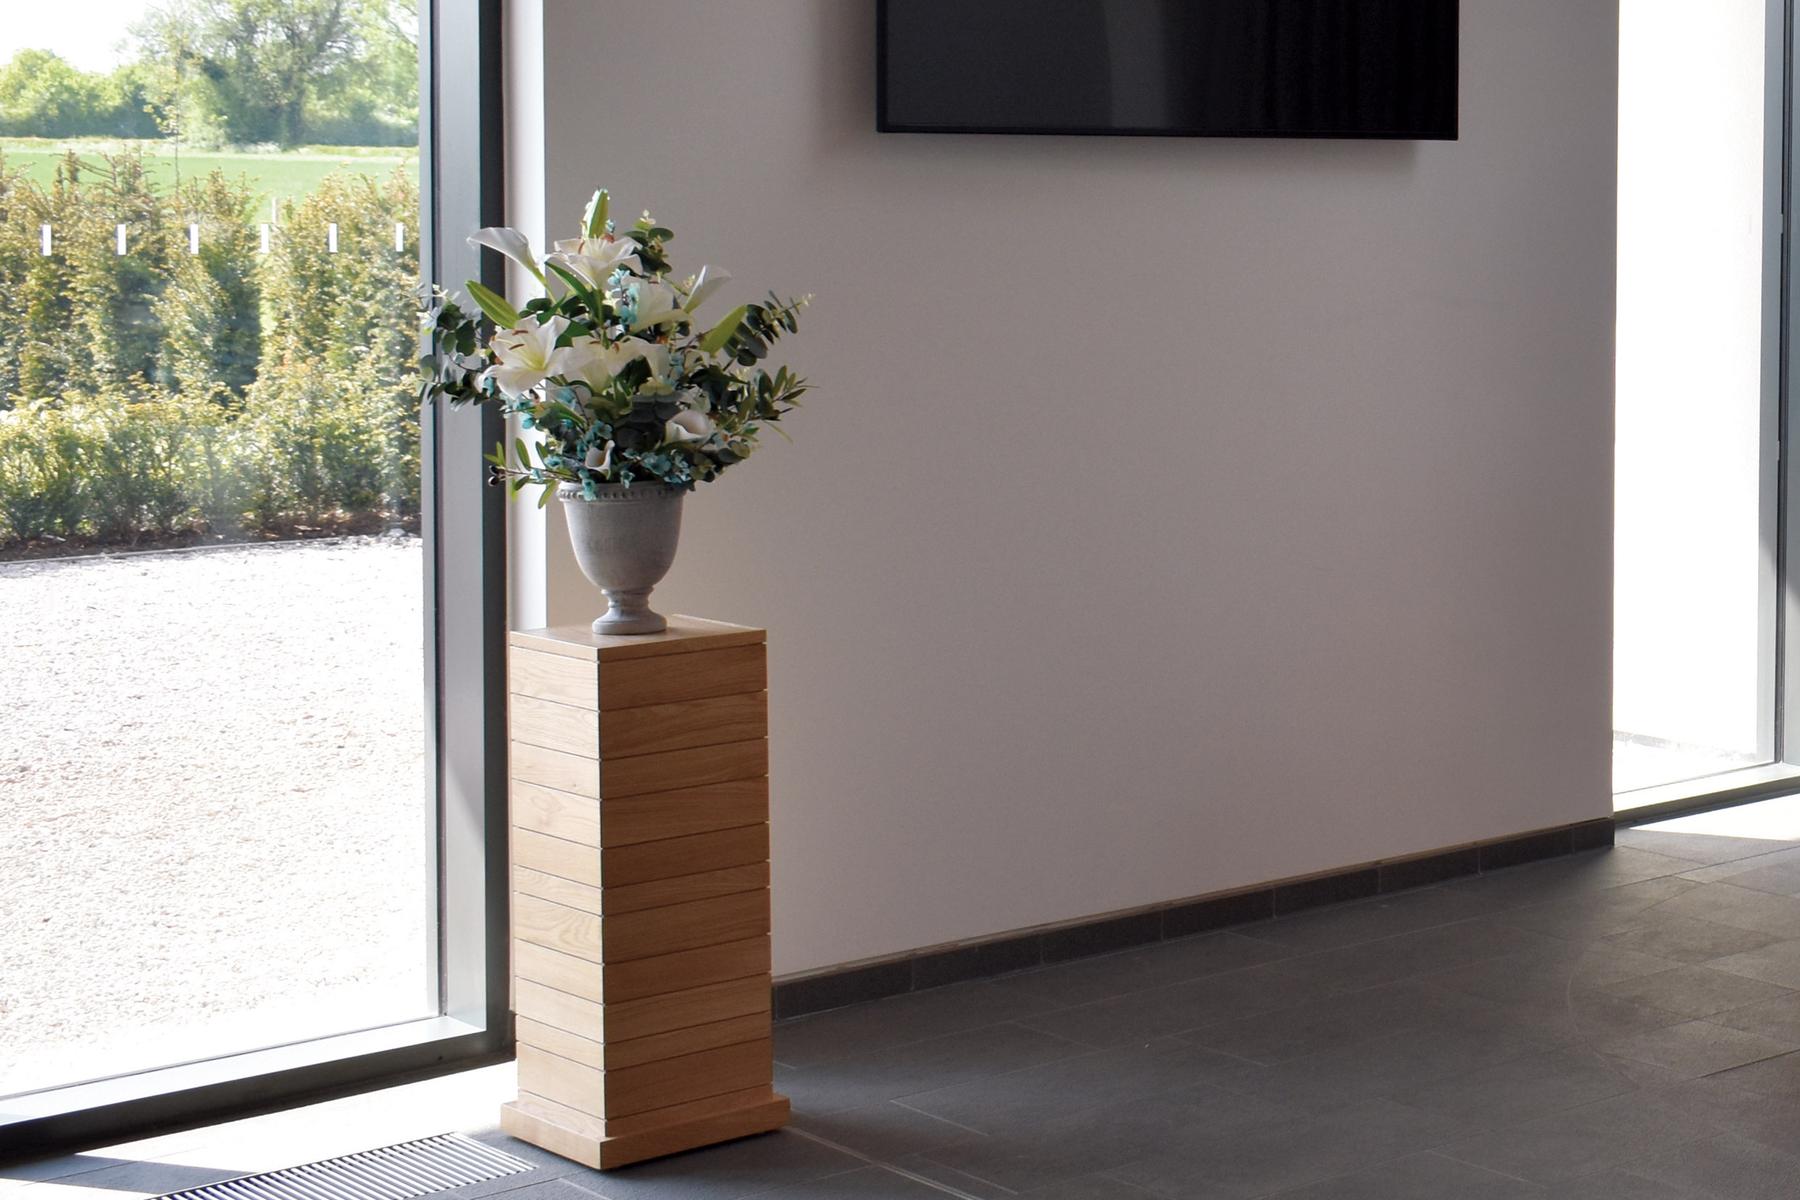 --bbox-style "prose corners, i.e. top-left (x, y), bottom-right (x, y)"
top-left (0, 50), bottom-right (159, 139)
top-left (132, 0), bottom-right (414, 148)
top-left (131, 8), bottom-right (208, 171)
